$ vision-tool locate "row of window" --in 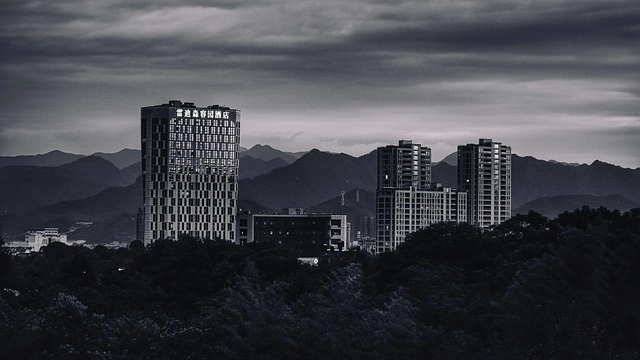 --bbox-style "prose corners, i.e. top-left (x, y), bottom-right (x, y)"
top-left (166, 165), bottom-right (236, 175)
top-left (149, 230), bottom-right (235, 241)
top-left (146, 174), bottom-right (235, 185)
top-left (148, 165), bottom-right (236, 179)
top-left (147, 213), bottom-right (234, 225)
top-left (169, 156), bottom-right (236, 167)
top-left (168, 134), bottom-right (237, 147)
top-left (169, 133), bottom-right (238, 145)
top-left (147, 194), bottom-right (235, 206)
top-left (170, 124), bottom-right (237, 135)
top-left (147, 204), bottom-right (235, 215)
top-left (170, 116), bottom-right (233, 126)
